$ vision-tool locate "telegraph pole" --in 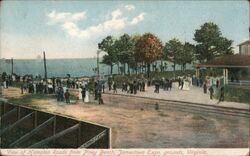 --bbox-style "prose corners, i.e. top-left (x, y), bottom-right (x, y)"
top-left (97, 50), bottom-right (101, 80)
top-left (43, 51), bottom-right (48, 94)
top-left (249, 0), bottom-right (250, 39)
top-left (11, 58), bottom-right (13, 75)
